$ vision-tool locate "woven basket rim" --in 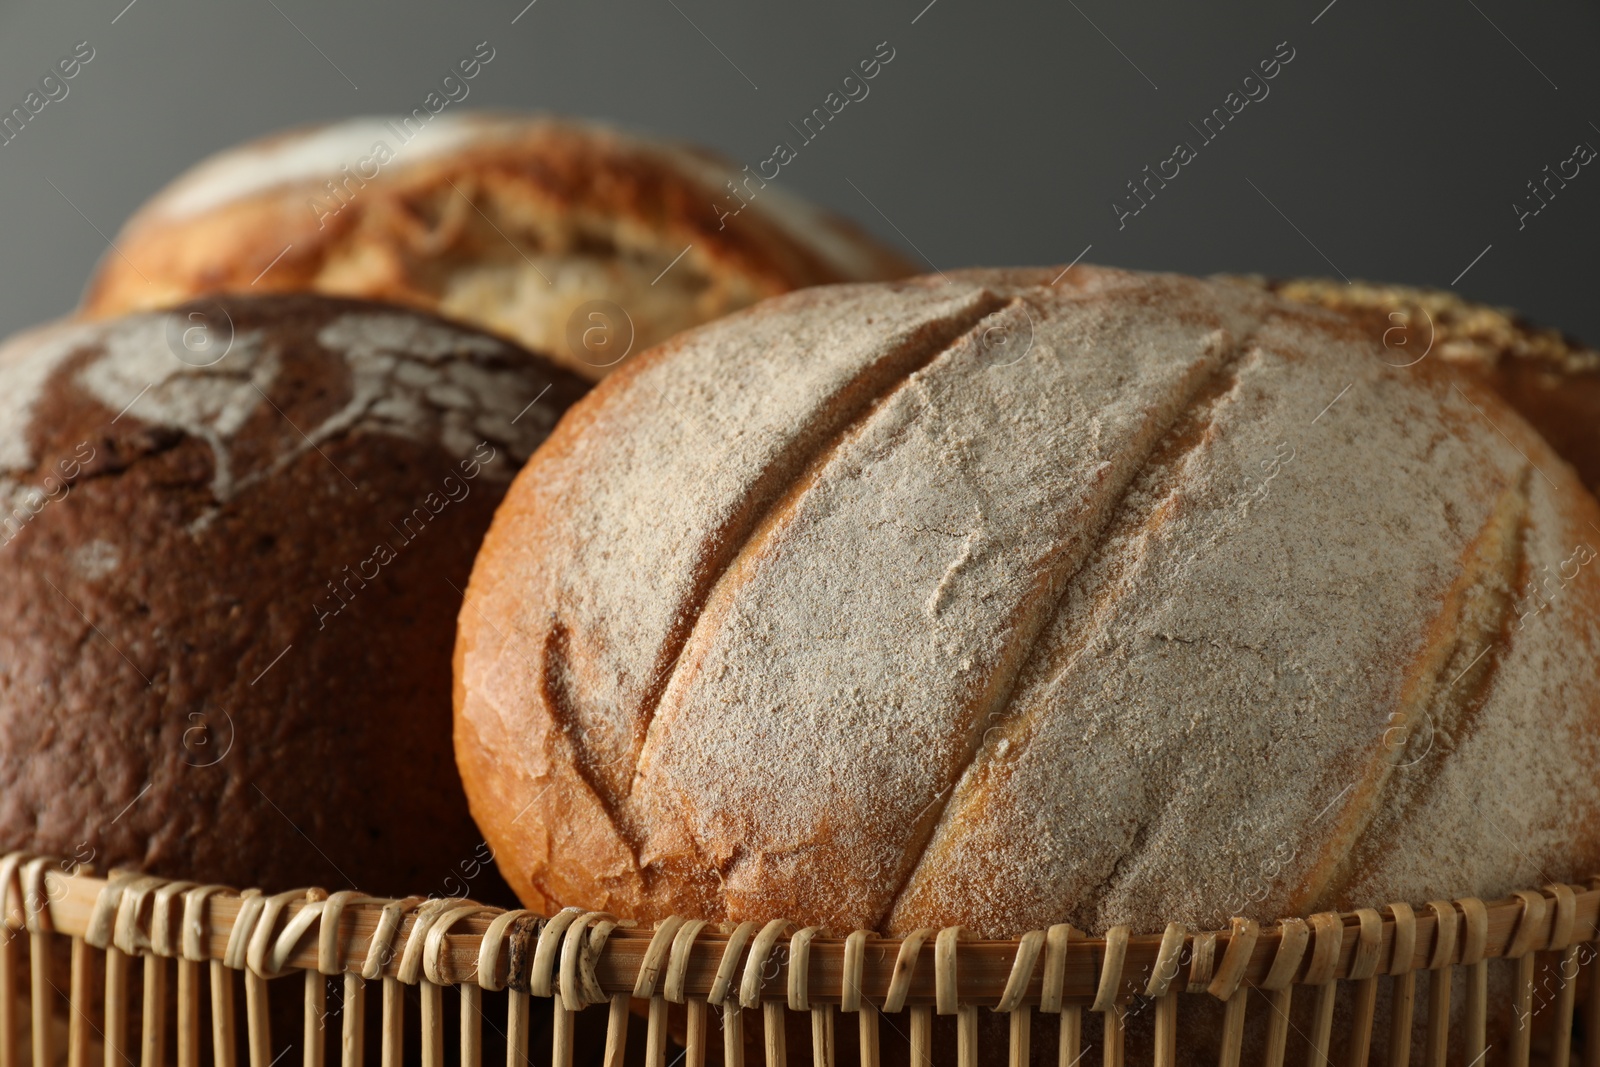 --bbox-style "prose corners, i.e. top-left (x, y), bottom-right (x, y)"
top-left (4, 854), bottom-right (1594, 1012)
